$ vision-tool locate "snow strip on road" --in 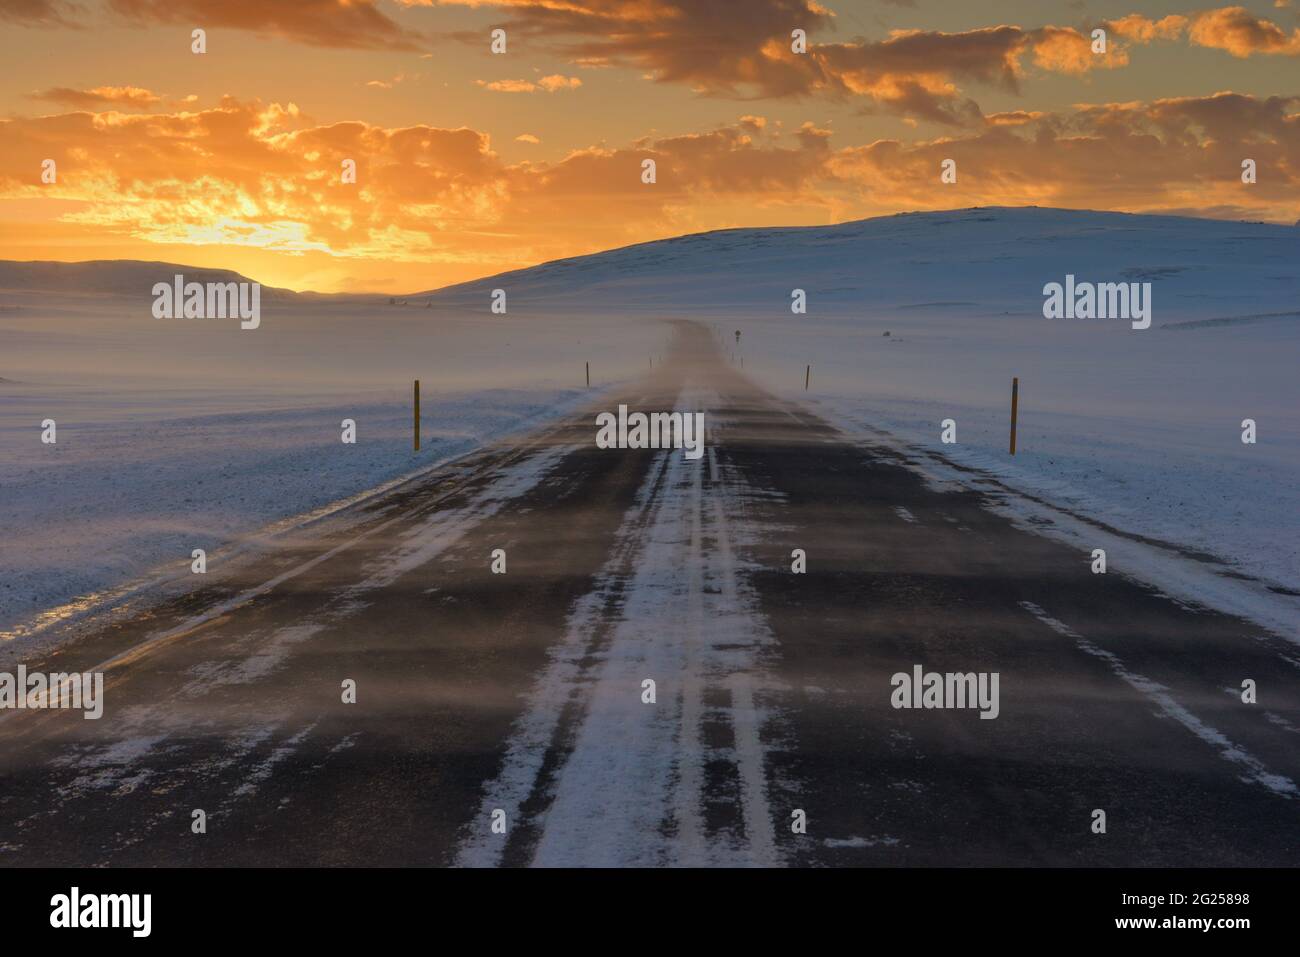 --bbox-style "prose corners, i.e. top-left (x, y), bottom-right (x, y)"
top-left (1019, 600), bottom-right (1296, 798)
top-left (458, 388), bottom-right (780, 867)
